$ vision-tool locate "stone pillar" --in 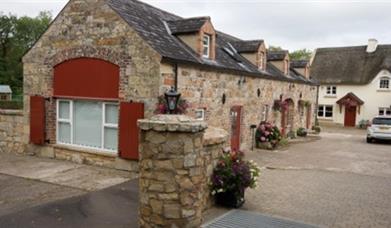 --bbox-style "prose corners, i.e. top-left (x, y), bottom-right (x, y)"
top-left (138, 115), bottom-right (208, 228)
